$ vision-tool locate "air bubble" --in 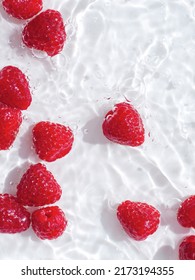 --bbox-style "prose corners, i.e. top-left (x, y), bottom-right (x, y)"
top-left (51, 54), bottom-right (67, 69)
top-left (95, 71), bottom-right (104, 79)
top-left (23, 115), bottom-right (28, 121)
top-left (32, 48), bottom-right (48, 59)
top-left (83, 129), bottom-right (89, 135)
top-left (59, 87), bottom-right (75, 101)
top-left (66, 24), bottom-right (76, 39)
top-left (70, 123), bottom-right (79, 132)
